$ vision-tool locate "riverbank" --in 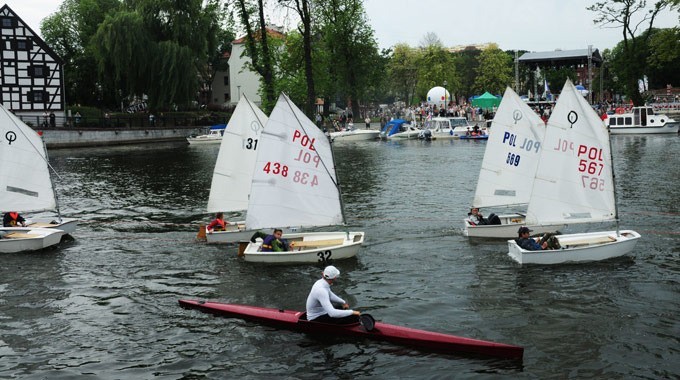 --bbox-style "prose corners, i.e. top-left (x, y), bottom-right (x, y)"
top-left (37, 125), bottom-right (209, 149)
